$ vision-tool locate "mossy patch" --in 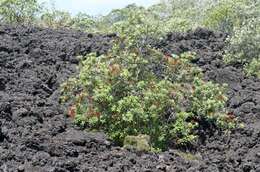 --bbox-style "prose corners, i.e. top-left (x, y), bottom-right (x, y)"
top-left (123, 134), bottom-right (151, 151)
